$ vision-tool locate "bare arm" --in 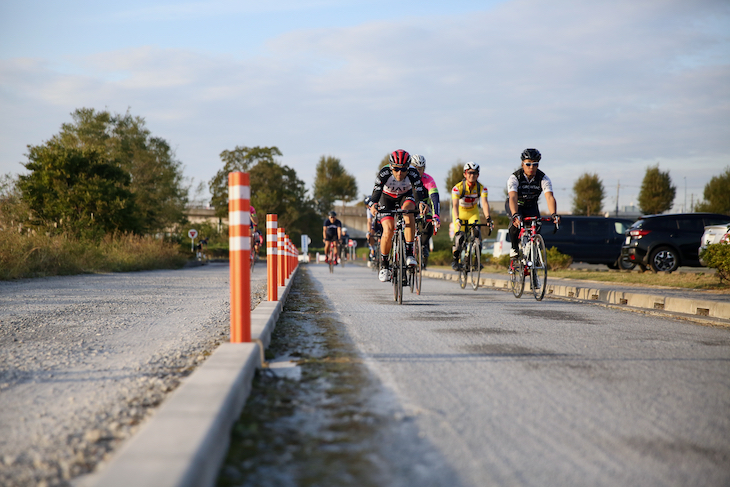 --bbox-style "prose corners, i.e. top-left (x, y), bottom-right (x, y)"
top-left (509, 192), bottom-right (520, 227)
top-left (545, 191), bottom-right (557, 216)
